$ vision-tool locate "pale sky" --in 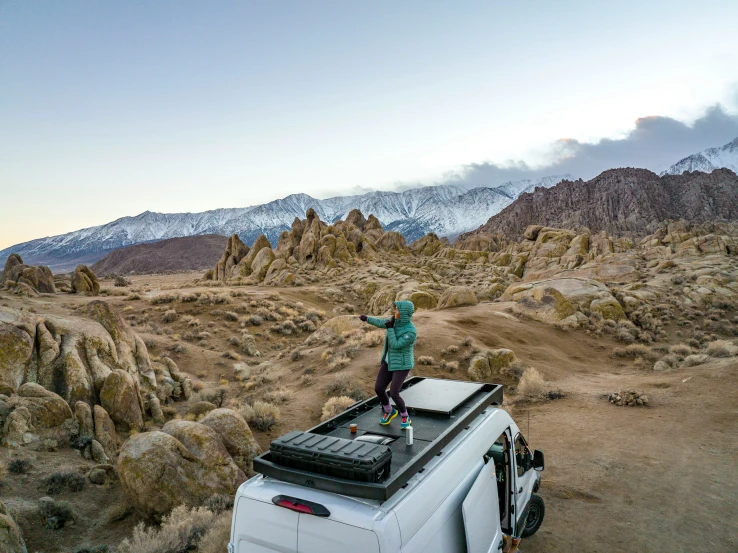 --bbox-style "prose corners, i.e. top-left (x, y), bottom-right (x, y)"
top-left (1, 0), bottom-right (737, 249)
